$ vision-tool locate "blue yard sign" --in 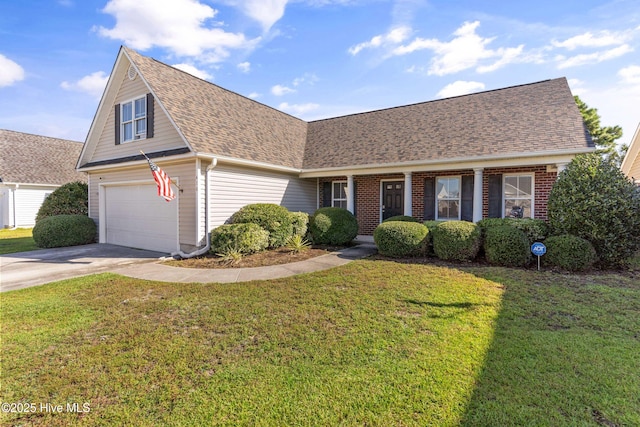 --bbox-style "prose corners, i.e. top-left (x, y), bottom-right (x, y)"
top-left (531, 242), bottom-right (546, 270)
